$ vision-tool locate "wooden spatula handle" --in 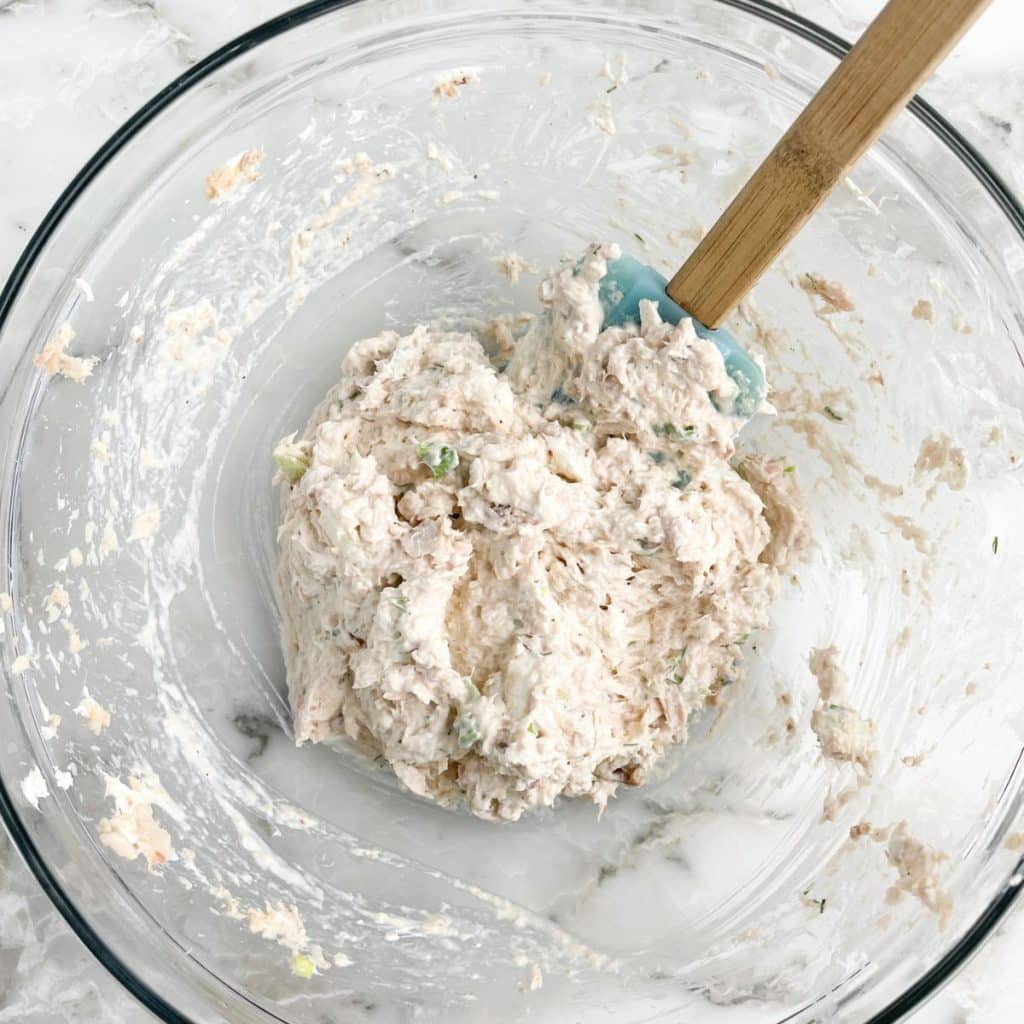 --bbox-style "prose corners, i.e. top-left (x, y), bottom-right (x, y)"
top-left (666, 0), bottom-right (991, 328)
